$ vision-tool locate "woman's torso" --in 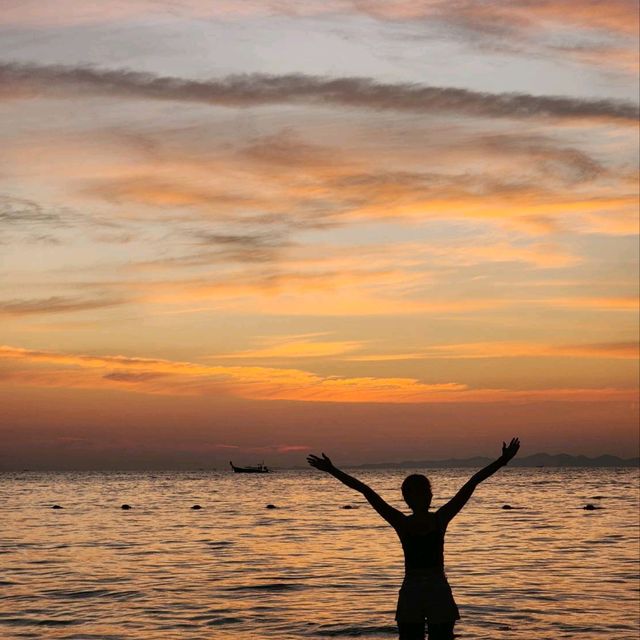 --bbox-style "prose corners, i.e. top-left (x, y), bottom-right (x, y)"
top-left (397, 511), bottom-right (445, 573)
